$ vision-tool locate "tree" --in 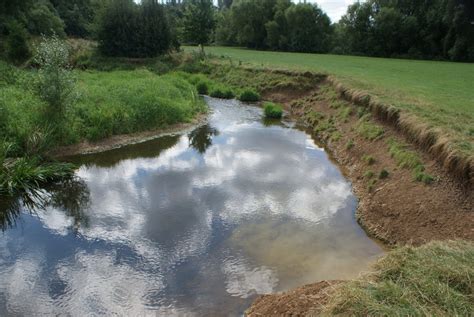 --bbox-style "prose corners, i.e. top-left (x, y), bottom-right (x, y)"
top-left (5, 20), bottom-right (31, 64)
top-left (34, 36), bottom-right (76, 141)
top-left (182, 0), bottom-right (215, 55)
